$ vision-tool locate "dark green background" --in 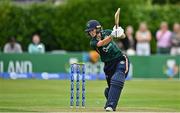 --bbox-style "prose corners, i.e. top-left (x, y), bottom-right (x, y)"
top-left (0, 0), bottom-right (179, 53)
